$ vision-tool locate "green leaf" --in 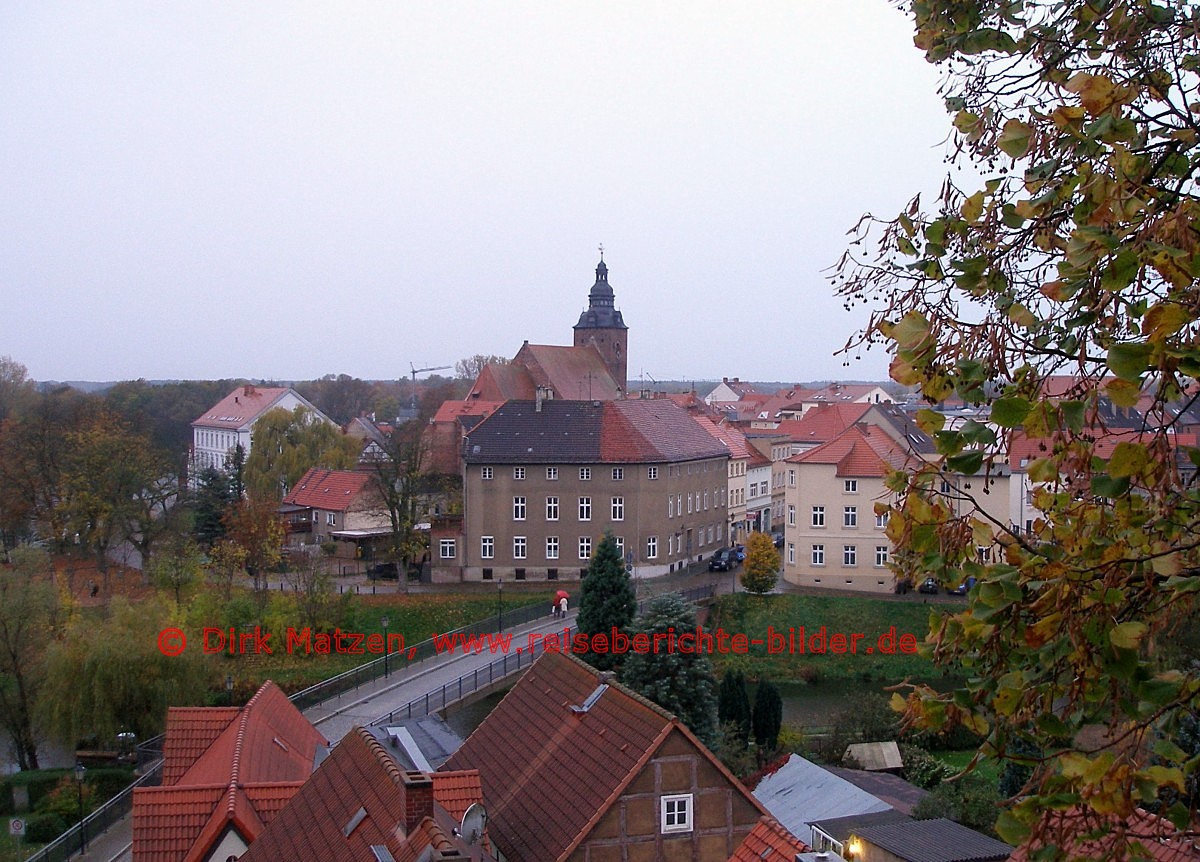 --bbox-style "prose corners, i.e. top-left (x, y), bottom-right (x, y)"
top-left (995, 810), bottom-right (1032, 846)
top-left (1110, 621), bottom-right (1148, 650)
top-left (915, 409), bottom-right (946, 434)
top-left (991, 397), bottom-right (1031, 428)
top-left (947, 449), bottom-right (985, 475)
top-left (1101, 248), bottom-right (1139, 291)
top-left (1059, 400), bottom-right (1085, 434)
top-left (1091, 473), bottom-right (1131, 498)
top-left (997, 119), bottom-right (1033, 159)
top-left (1108, 342), bottom-right (1154, 381)
top-left (1107, 441), bottom-right (1148, 479)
